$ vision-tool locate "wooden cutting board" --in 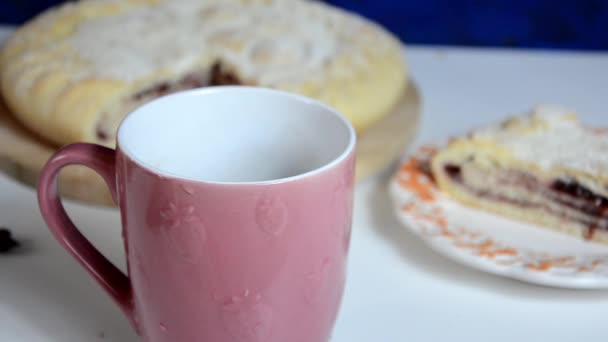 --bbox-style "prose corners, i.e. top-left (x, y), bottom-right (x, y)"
top-left (0, 80), bottom-right (420, 206)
